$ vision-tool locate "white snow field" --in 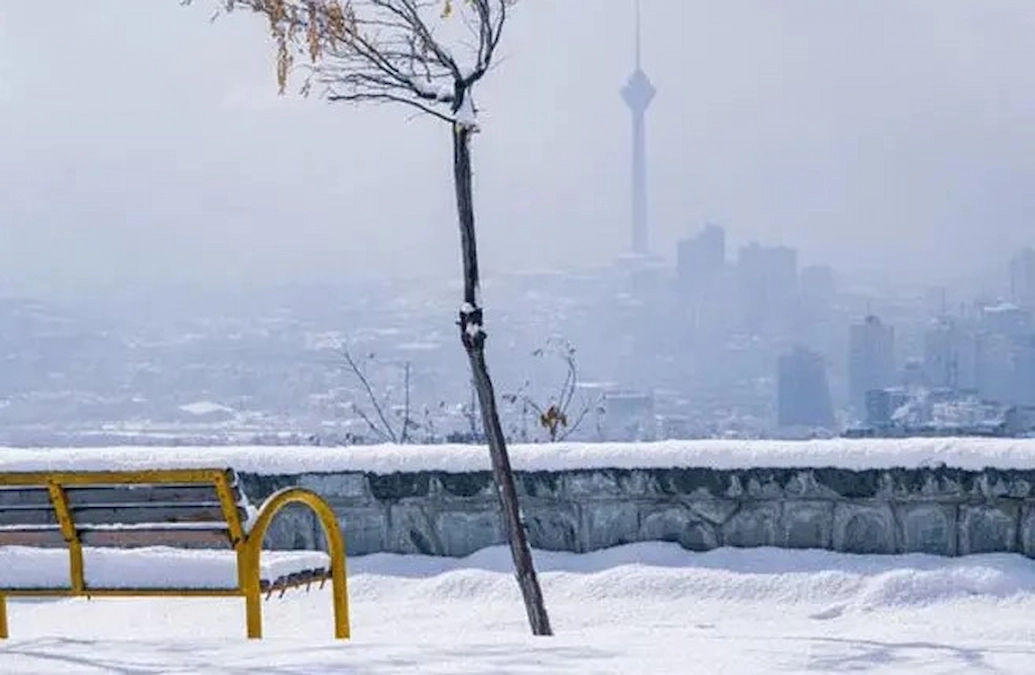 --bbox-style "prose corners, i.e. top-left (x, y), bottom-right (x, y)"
top-left (6, 543), bottom-right (1035, 674)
